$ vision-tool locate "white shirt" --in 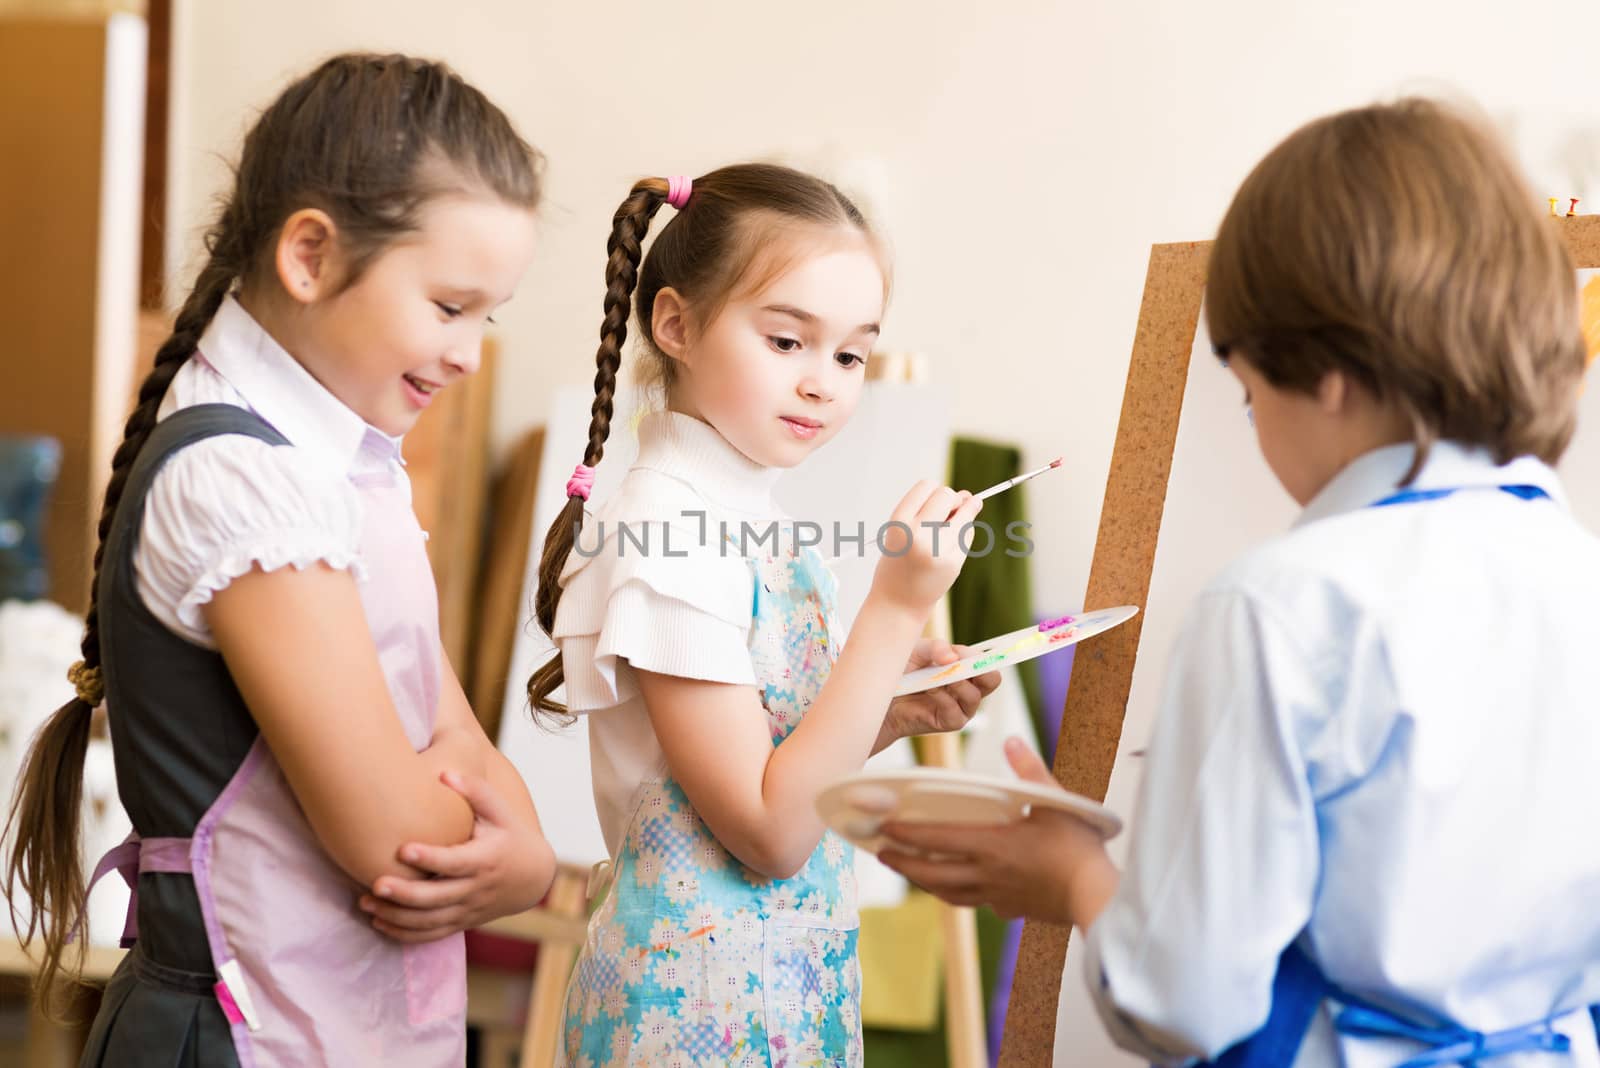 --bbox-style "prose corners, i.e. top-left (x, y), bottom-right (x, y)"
top-left (551, 411), bottom-right (786, 856)
top-left (134, 296), bottom-right (407, 647)
top-left (1084, 441), bottom-right (1600, 1068)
